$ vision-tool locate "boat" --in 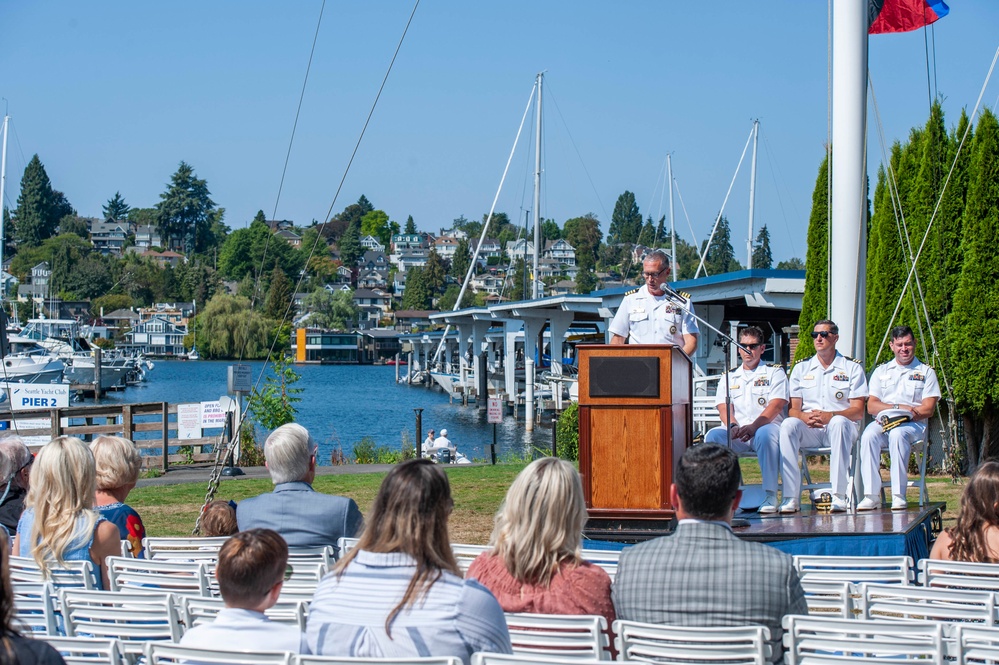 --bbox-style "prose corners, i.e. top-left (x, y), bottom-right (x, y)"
top-left (1, 335), bottom-right (66, 384)
top-left (19, 317), bottom-right (141, 390)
